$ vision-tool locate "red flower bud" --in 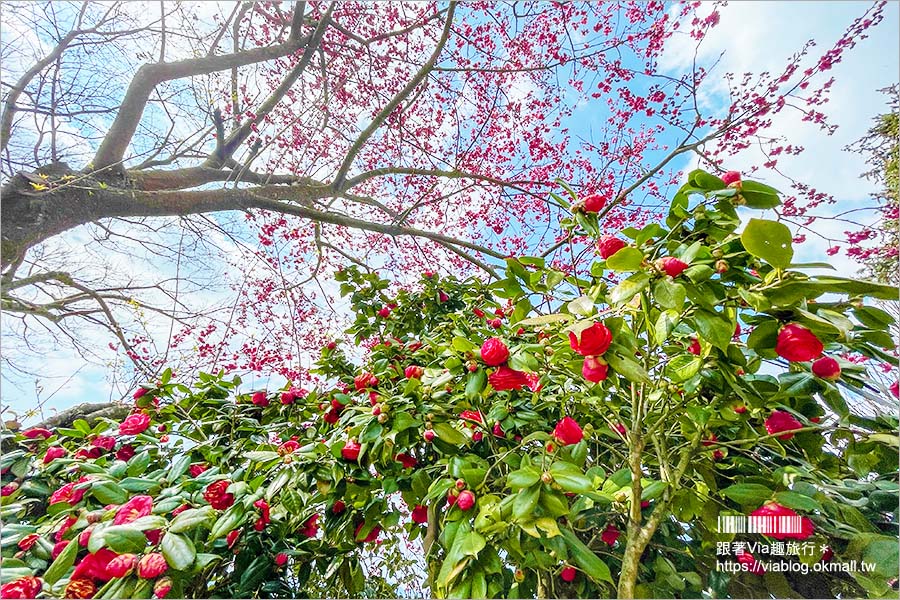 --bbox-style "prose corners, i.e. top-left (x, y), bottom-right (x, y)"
top-left (597, 235), bottom-right (627, 259)
top-left (659, 256), bottom-right (689, 277)
top-left (736, 550), bottom-right (764, 575)
top-left (456, 490), bottom-right (476, 511)
top-left (811, 356), bottom-right (840, 381)
top-left (423, 430), bottom-right (435, 442)
top-left (473, 307), bottom-right (485, 318)
top-left (251, 391), bottom-right (269, 407)
top-left (275, 553), bottom-right (289, 566)
top-left (189, 463), bottom-right (208, 477)
top-left (153, 577), bottom-right (172, 598)
top-left (341, 439), bottom-right (361, 462)
top-left (331, 500), bottom-right (346, 515)
top-left (411, 504), bottom-right (428, 524)
top-left (395, 453), bottom-right (417, 469)
top-left (581, 193), bottom-right (607, 213)
top-left (721, 171), bottom-right (741, 186)
top-left (688, 338), bottom-right (701, 355)
top-left (488, 318), bottom-right (502, 329)
top-left (750, 502), bottom-right (814, 539)
top-left (765, 410), bottom-right (803, 440)
top-left (560, 566), bottom-right (577, 582)
top-left (115, 445), bottom-right (135, 461)
top-left (136, 553), bottom-right (168, 579)
top-left (404, 365), bottom-right (424, 379)
top-left (63, 579), bottom-right (95, 599)
top-left (600, 524), bottom-right (620, 546)
top-left (377, 307), bottom-right (391, 318)
top-left (22, 427), bottom-right (52, 439)
top-left (226, 529), bottom-right (241, 548)
top-left (106, 553), bottom-right (138, 578)
top-left (114, 495), bottom-right (153, 525)
top-left (553, 416), bottom-right (584, 446)
top-left (43, 446), bottom-right (67, 464)
top-left (354, 522), bottom-right (381, 543)
top-left (582, 355), bottom-right (609, 382)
